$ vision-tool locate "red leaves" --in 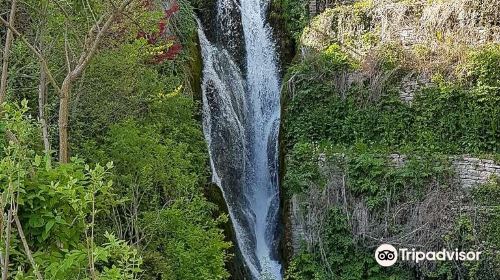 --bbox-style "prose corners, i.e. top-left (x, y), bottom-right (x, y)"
top-left (137, 1), bottom-right (182, 63)
top-left (153, 43), bottom-right (183, 64)
top-left (165, 2), bottom-right (180, 18)
top-left (158, 21), bottom-right (166, 34)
